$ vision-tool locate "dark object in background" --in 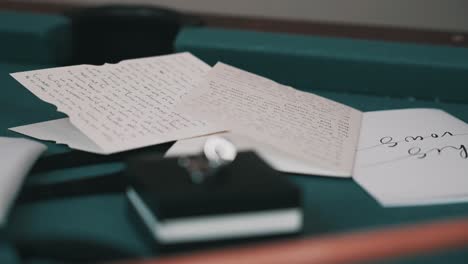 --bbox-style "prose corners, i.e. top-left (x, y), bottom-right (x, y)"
top-left (126, 151), bottom-right (303, 246)
top-left (66, 5), bottom-right (200, 65)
